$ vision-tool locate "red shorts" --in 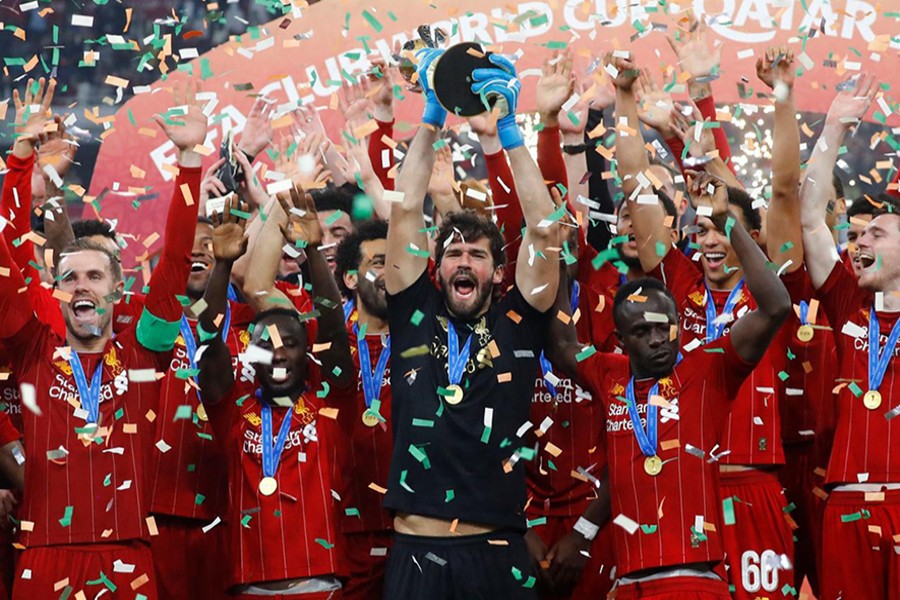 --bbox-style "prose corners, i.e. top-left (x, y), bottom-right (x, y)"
top-left (821, 488), bottom-right (900, 600)
top-left (779, 441), bottom-right (826, 594)
top-left (233, 591), bottom-right (343, 599)
top-left (12, 541), bottom-right (157, 599)
top-left (341, 530), bottom-right (392, 600)
top-left (719, 470), bottom-right (795, 600)
top-left (150, 514), bottom-right (229, 600)
top-left (609, 575), bottom-right (730, 599)
top-left (531, 514), bottom-right (616, 599)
